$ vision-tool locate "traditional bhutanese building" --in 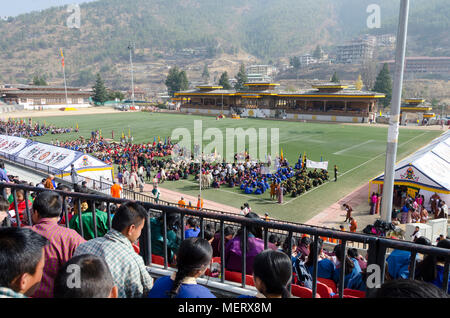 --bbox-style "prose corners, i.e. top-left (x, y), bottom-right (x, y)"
top-left (0, 85), bottom-right (92, 110)
top-left (175, 82), bottom-right (385, 123)
top-left (400, 98), bottom-right (433, 124)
